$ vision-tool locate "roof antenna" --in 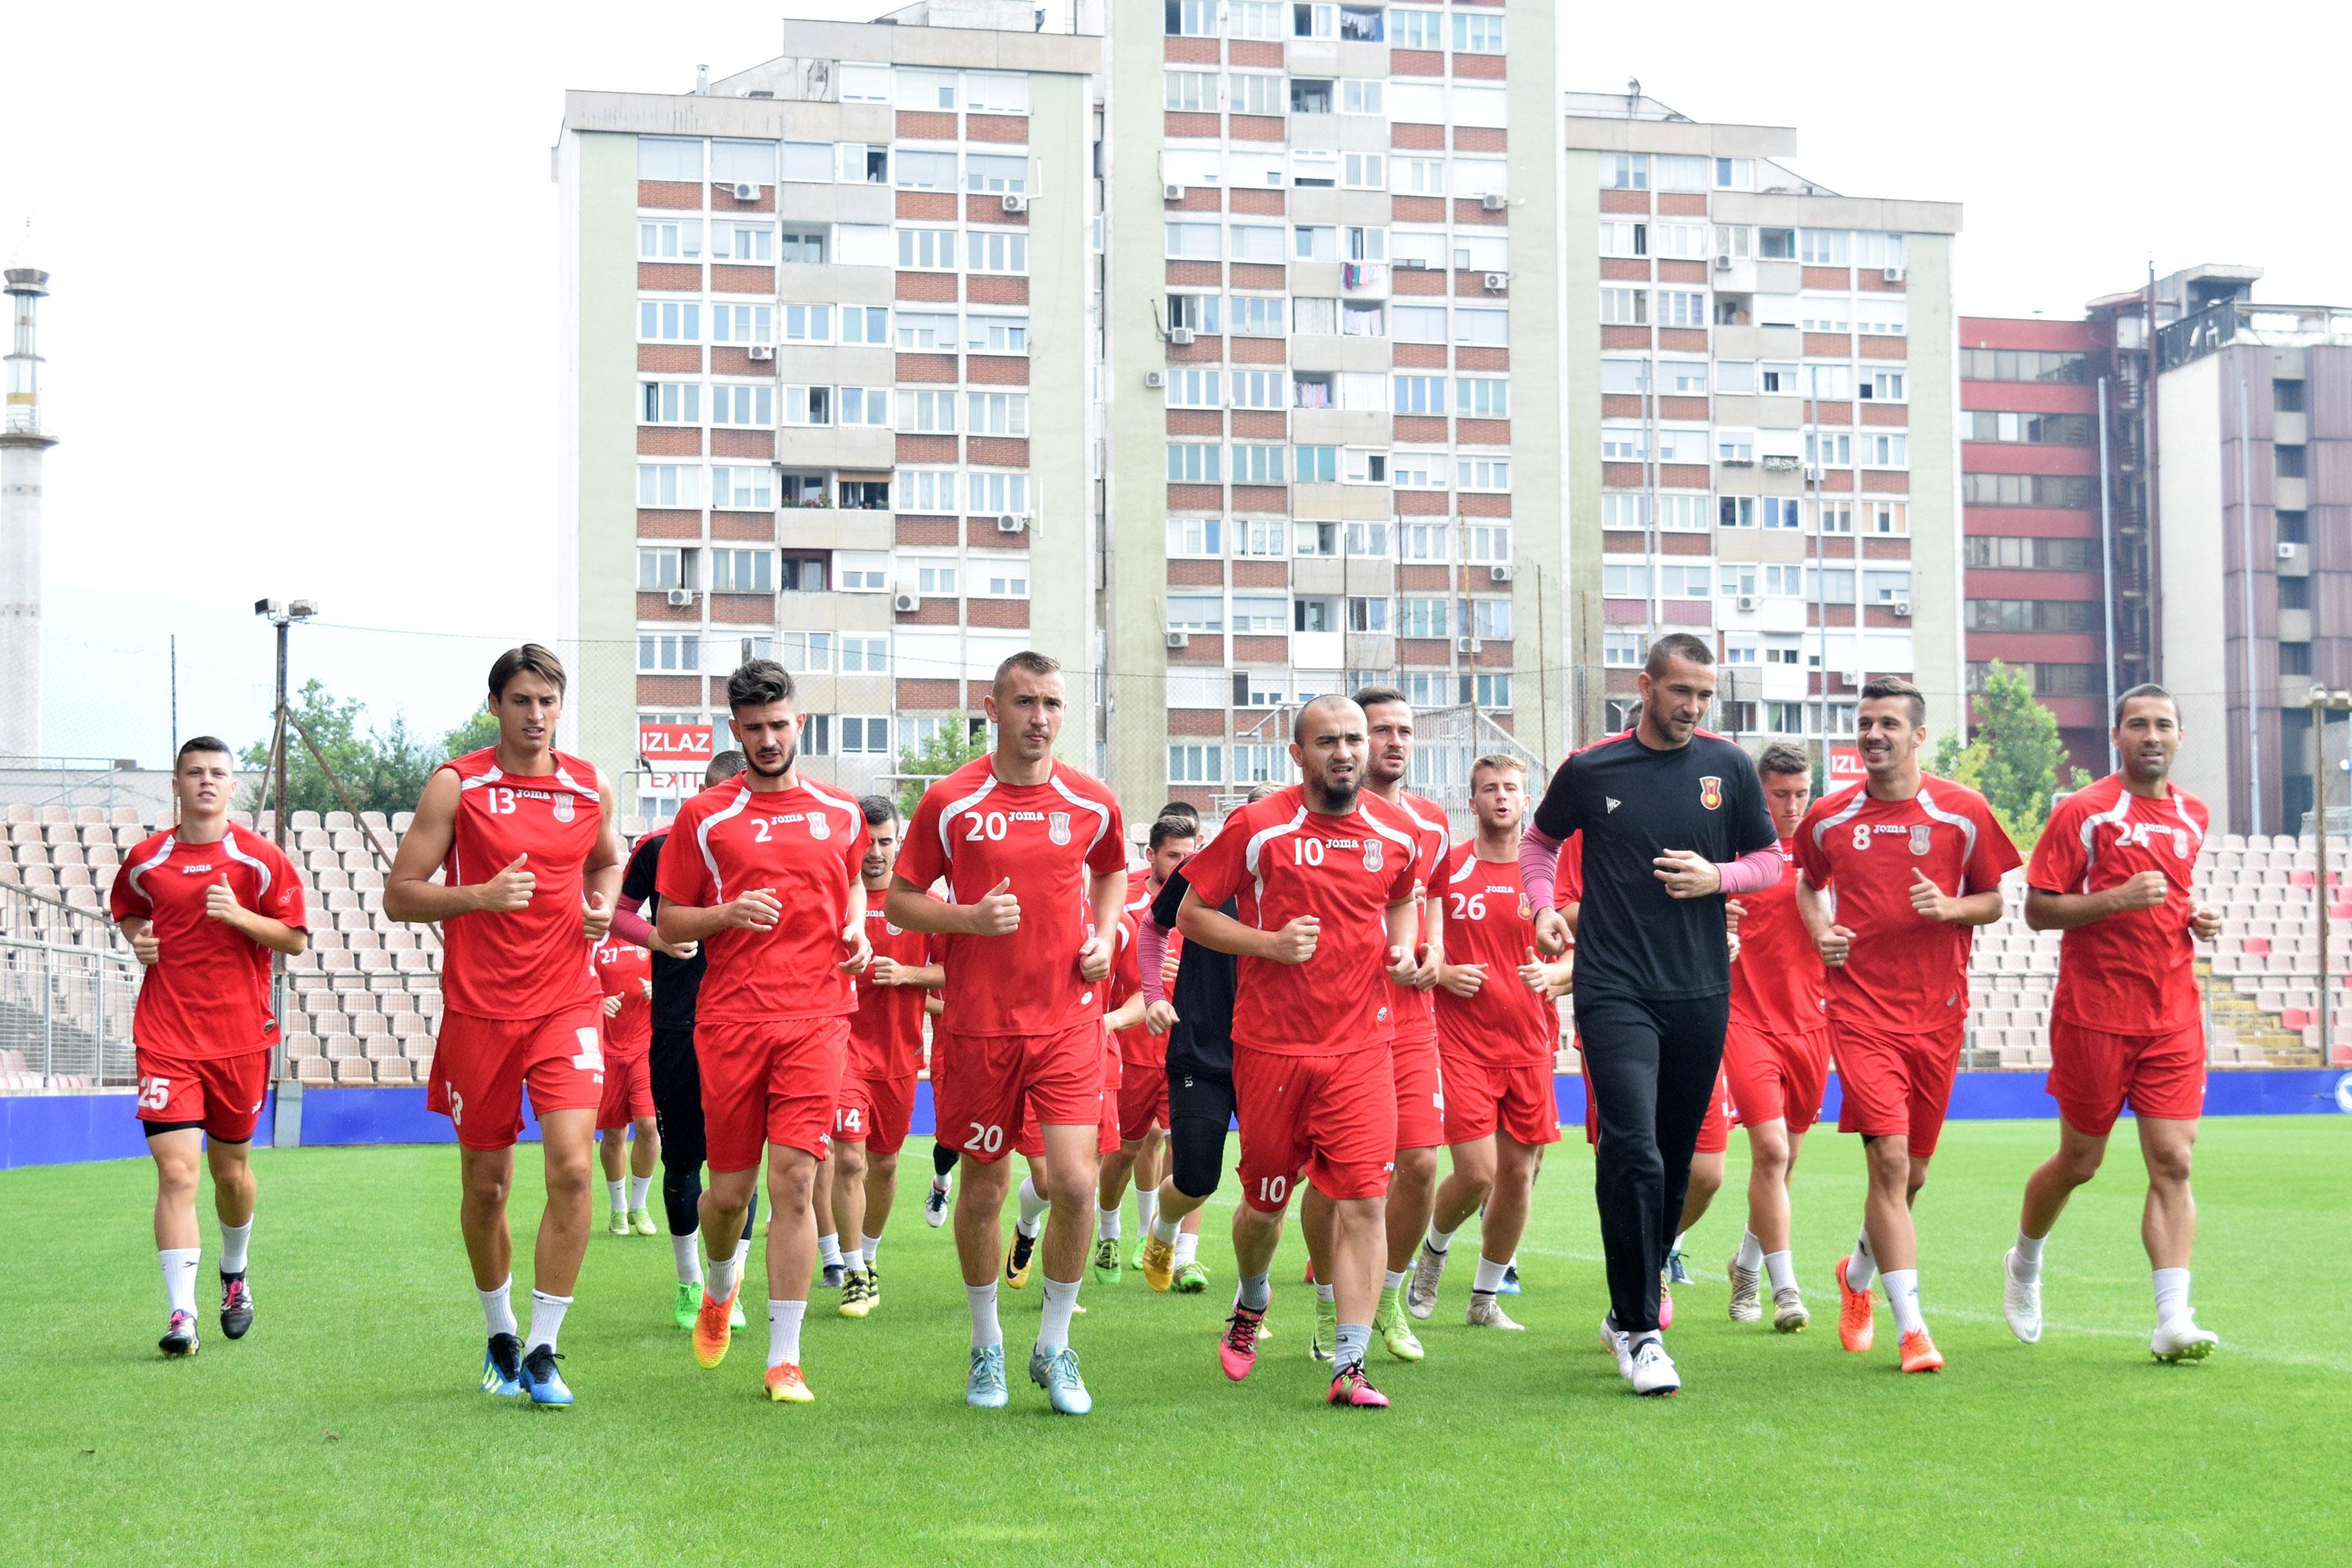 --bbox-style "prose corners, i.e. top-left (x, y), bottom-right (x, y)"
top-left (1626, 77), bottom-right (1640, 115)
